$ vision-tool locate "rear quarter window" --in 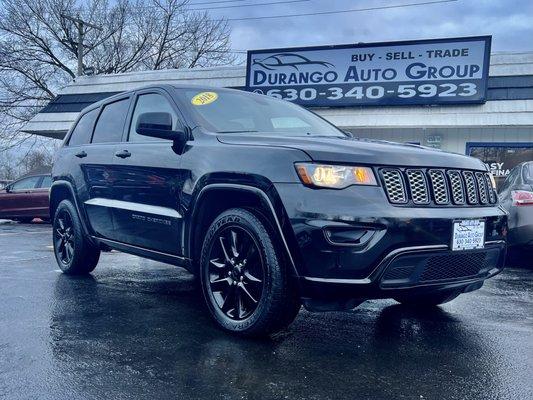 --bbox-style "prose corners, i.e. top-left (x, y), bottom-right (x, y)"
top-left (68, 109), bottom-right (98, 146)
top-left (39, 176), bottom-right (52, 188)
top-left (92, 98), bottom-right (130, 143)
